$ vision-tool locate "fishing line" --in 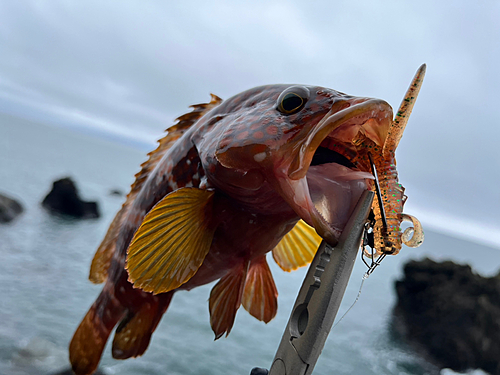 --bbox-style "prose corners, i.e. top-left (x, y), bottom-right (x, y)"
top-left (332, 271), bottom-right (369, 329)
